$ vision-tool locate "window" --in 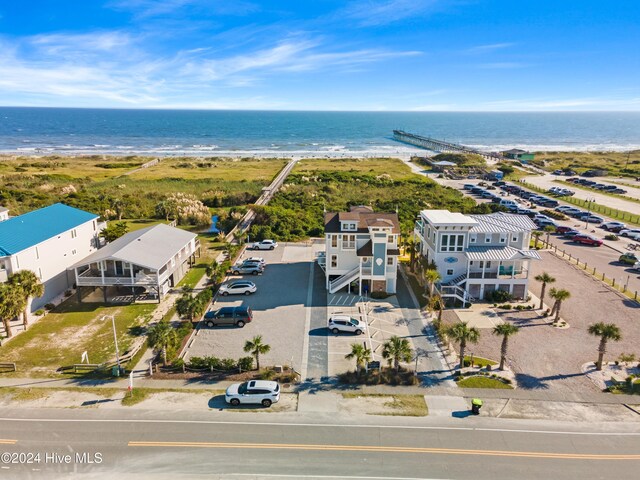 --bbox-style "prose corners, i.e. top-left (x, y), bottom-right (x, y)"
top-left (38, 268), bottom-right (42, 279)
top-left (486, 261), bottom-right (492, 268)
top-left (387, 235), bottom-right (393, 244)
top-left (71, 229), bottom-right (77, 239)
top-left (16, 255), bottom-right (20, 269)
top-left (342, 222), bottom-right (356, 231)
top-left (342, 234), bottom-right (355, 250)
top-left (512, 235), bottom-right (518, 242)
top-left (499, 234), bottom-right (506, 244)
top-left (72, 249), bottom-right (77, 256)
top-left (479, 261), bottom-right (484, 268)
top-left (469, 234), bottom-right (477, 244)
top-left (331, 235), bottom-right (338, 248)
top-left (35, 246), bottom-right (39, 260)
top-left (485, 235), bottom-right (492, 243)
top-left (440, 234), bottom-right (464, 252)
top-left (387, 257), bottom-right (393, 266)
top-left (447, 269), bottom-right (454, 276)
top-left (330, 255), bottom-right (338, 268)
